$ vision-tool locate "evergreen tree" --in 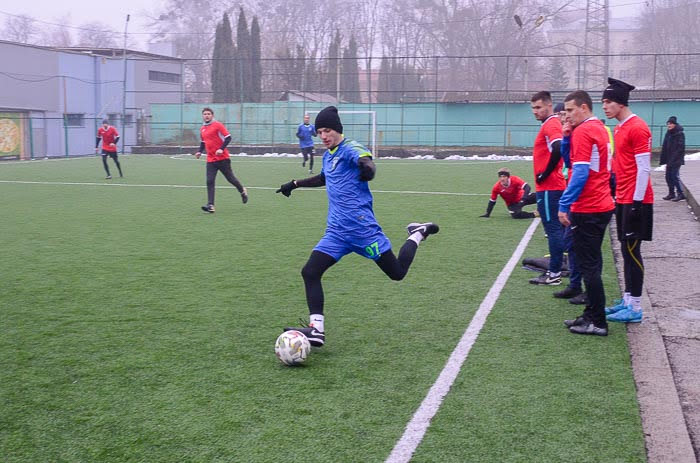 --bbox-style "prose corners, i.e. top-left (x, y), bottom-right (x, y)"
top-left (545, 57), bottom-right (569, 91)
top-left (235, 8), bottom-right (250, 102)
top-left (250, 16), bottom-right (262, 102)
top-left (294, 45), bottom-right (306, 91)
top-left (324, 31), bottom-right (341, 99)
top-left (220, 13), bottom-right (235, 103)
top-left (341, 36), bottom-right (360, 102)
top-left (211, 22), bottom-right (224, 103)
